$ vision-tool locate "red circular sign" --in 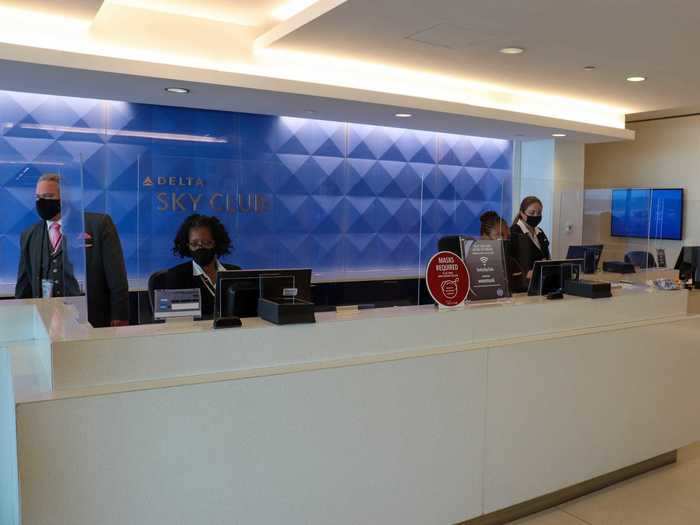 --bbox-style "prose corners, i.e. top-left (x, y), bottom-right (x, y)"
top-left (426, 251), bottom-right (470, 307)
